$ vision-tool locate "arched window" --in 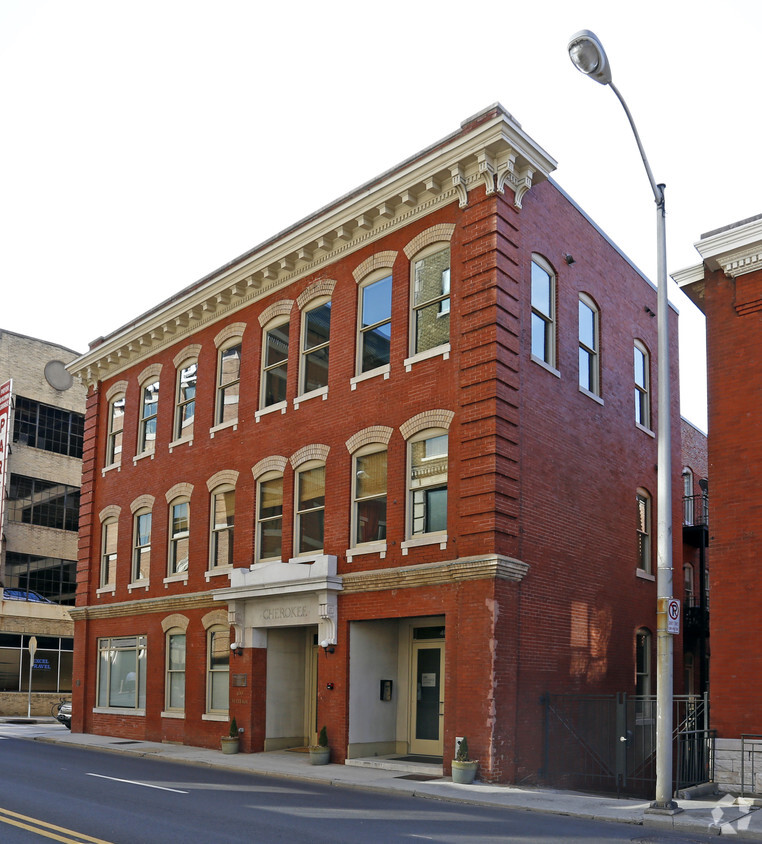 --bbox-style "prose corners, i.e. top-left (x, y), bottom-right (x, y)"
top-left (168, 497), bottom-right (190, 575)
top-left (206, 626), bottom-right (229, 714)
top-left (100, 518), bottom-right (118, 589)
top-left (353, 444), bottom-right (387, 546)
top-left (357, 270), bottom-right (392, 375)
top-left (132, 508), bottom-right (152, 583)
top-left (137, 377), bottom-right (160, 456)
top-left (165, 628), bottom-right (186, 713)
top-left (209, 485), bottom-right (235, 569)
top-left (578, 293), bottom-right (600, 396)
top-left (295, 461), bottom-right (325, 556)
top-left (300, 296), bottom-right (331, 395)
top-left (531, 256), bottom-right (556, 367)
top-left (106, 393), bottom-right (125, 466)
top-left (634, 340), bottom-right (651, 429)
top-left (408, 429), bottom-right (448, 538)
top-left (174, 358), bottom-right (198, 441)
top-left (256, 471), bottom-right (283, 563)
top-left (410, 243), bottom-right (451, 356)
